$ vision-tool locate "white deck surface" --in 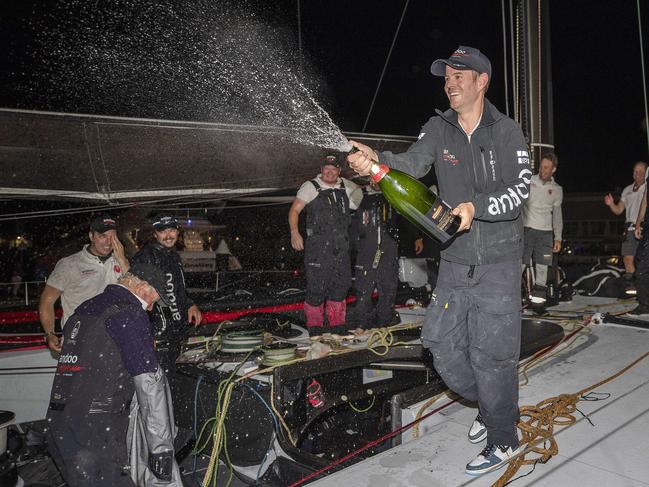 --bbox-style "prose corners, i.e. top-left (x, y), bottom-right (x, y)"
top-left (313, 297), bottom-right (649, 487)
top-left (0, 346), bottom-right (56, 424)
